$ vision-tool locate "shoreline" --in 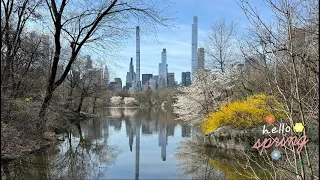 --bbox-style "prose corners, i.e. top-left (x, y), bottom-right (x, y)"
top-left (1, 111), bottom-right (95, 165)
